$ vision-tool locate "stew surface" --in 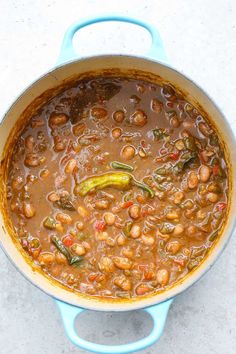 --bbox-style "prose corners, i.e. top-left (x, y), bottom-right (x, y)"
top-left (5, 76), bottom-right (228, 299)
